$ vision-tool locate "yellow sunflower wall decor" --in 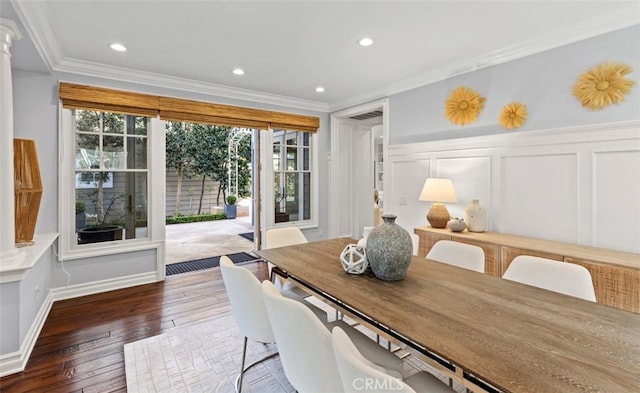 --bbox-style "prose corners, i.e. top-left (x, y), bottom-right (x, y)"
top-left (445, 86), bottom-right (486, 126)
top-left (499, 102), bottom-right (527, 130)
top-left (573, 62), bottom-right (635, 110)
